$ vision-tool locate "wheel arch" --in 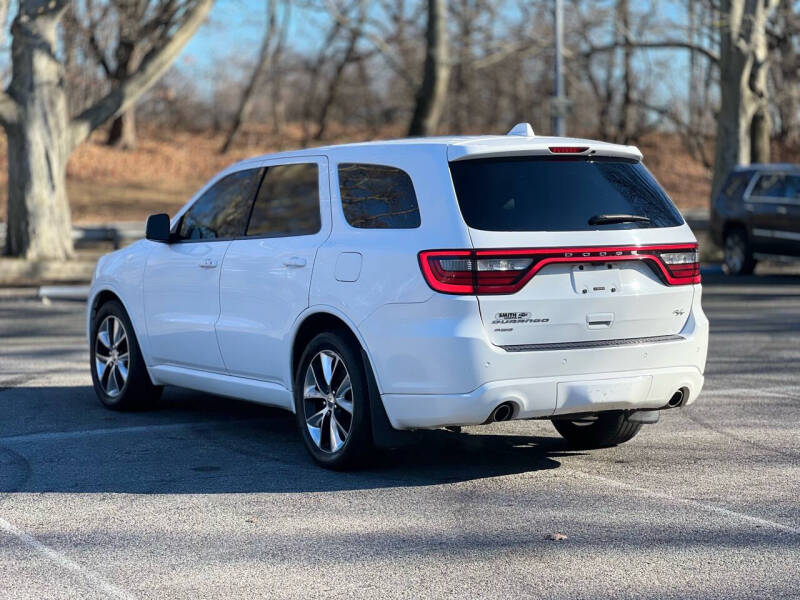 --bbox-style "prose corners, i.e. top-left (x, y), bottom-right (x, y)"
top-left (289, 307), bottom-right (383, 395)
top-left (722, 220), bottom-right (749, 240)
top-left (87, 286), bottom-right (156, 381)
